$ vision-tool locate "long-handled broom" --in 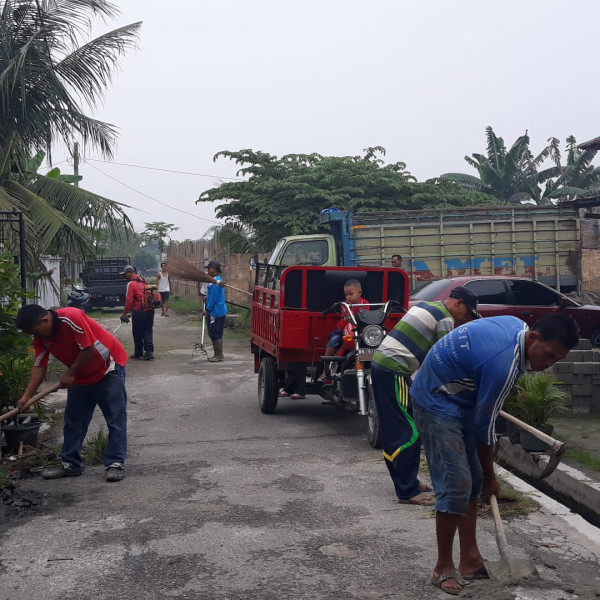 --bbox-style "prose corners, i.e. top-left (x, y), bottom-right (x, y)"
top-left (167, 255), bottom-right (252, 297)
